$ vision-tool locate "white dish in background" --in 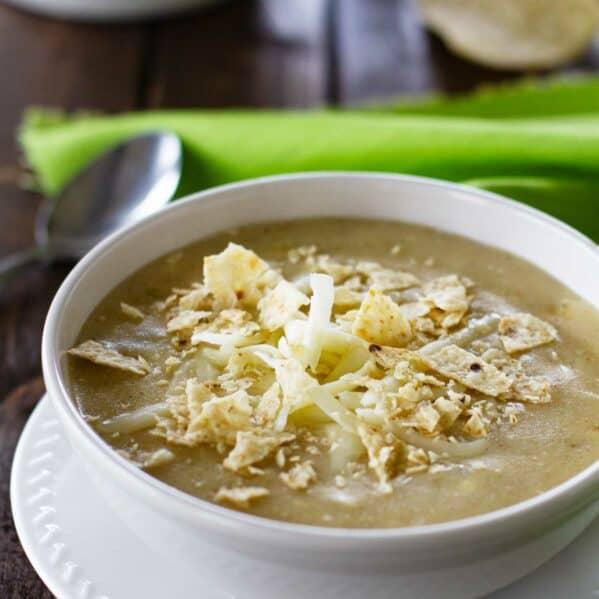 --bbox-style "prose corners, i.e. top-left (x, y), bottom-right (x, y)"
top-left (38, 173), bottom-right (599, 598)
top-left (3, 0), bottom-right (221, 21)
top-left (11, 396), bottom-right (599, 599)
